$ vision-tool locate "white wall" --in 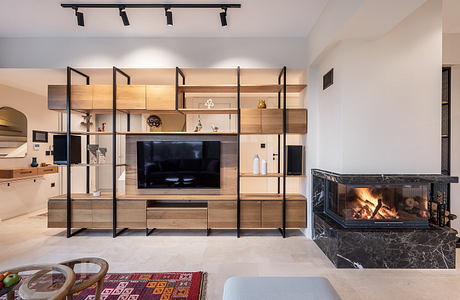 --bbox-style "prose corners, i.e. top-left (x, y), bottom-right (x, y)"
top-left (306, 0), bottom-right (442, 235)
top-left (308, 0), bottom-right (441, 174)
top-left (0, 38), bottom-right (309, 69)
top-left (443, 33), bottom-right (460, 65)
top-left (0, 84), bottom-right (60, 220)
